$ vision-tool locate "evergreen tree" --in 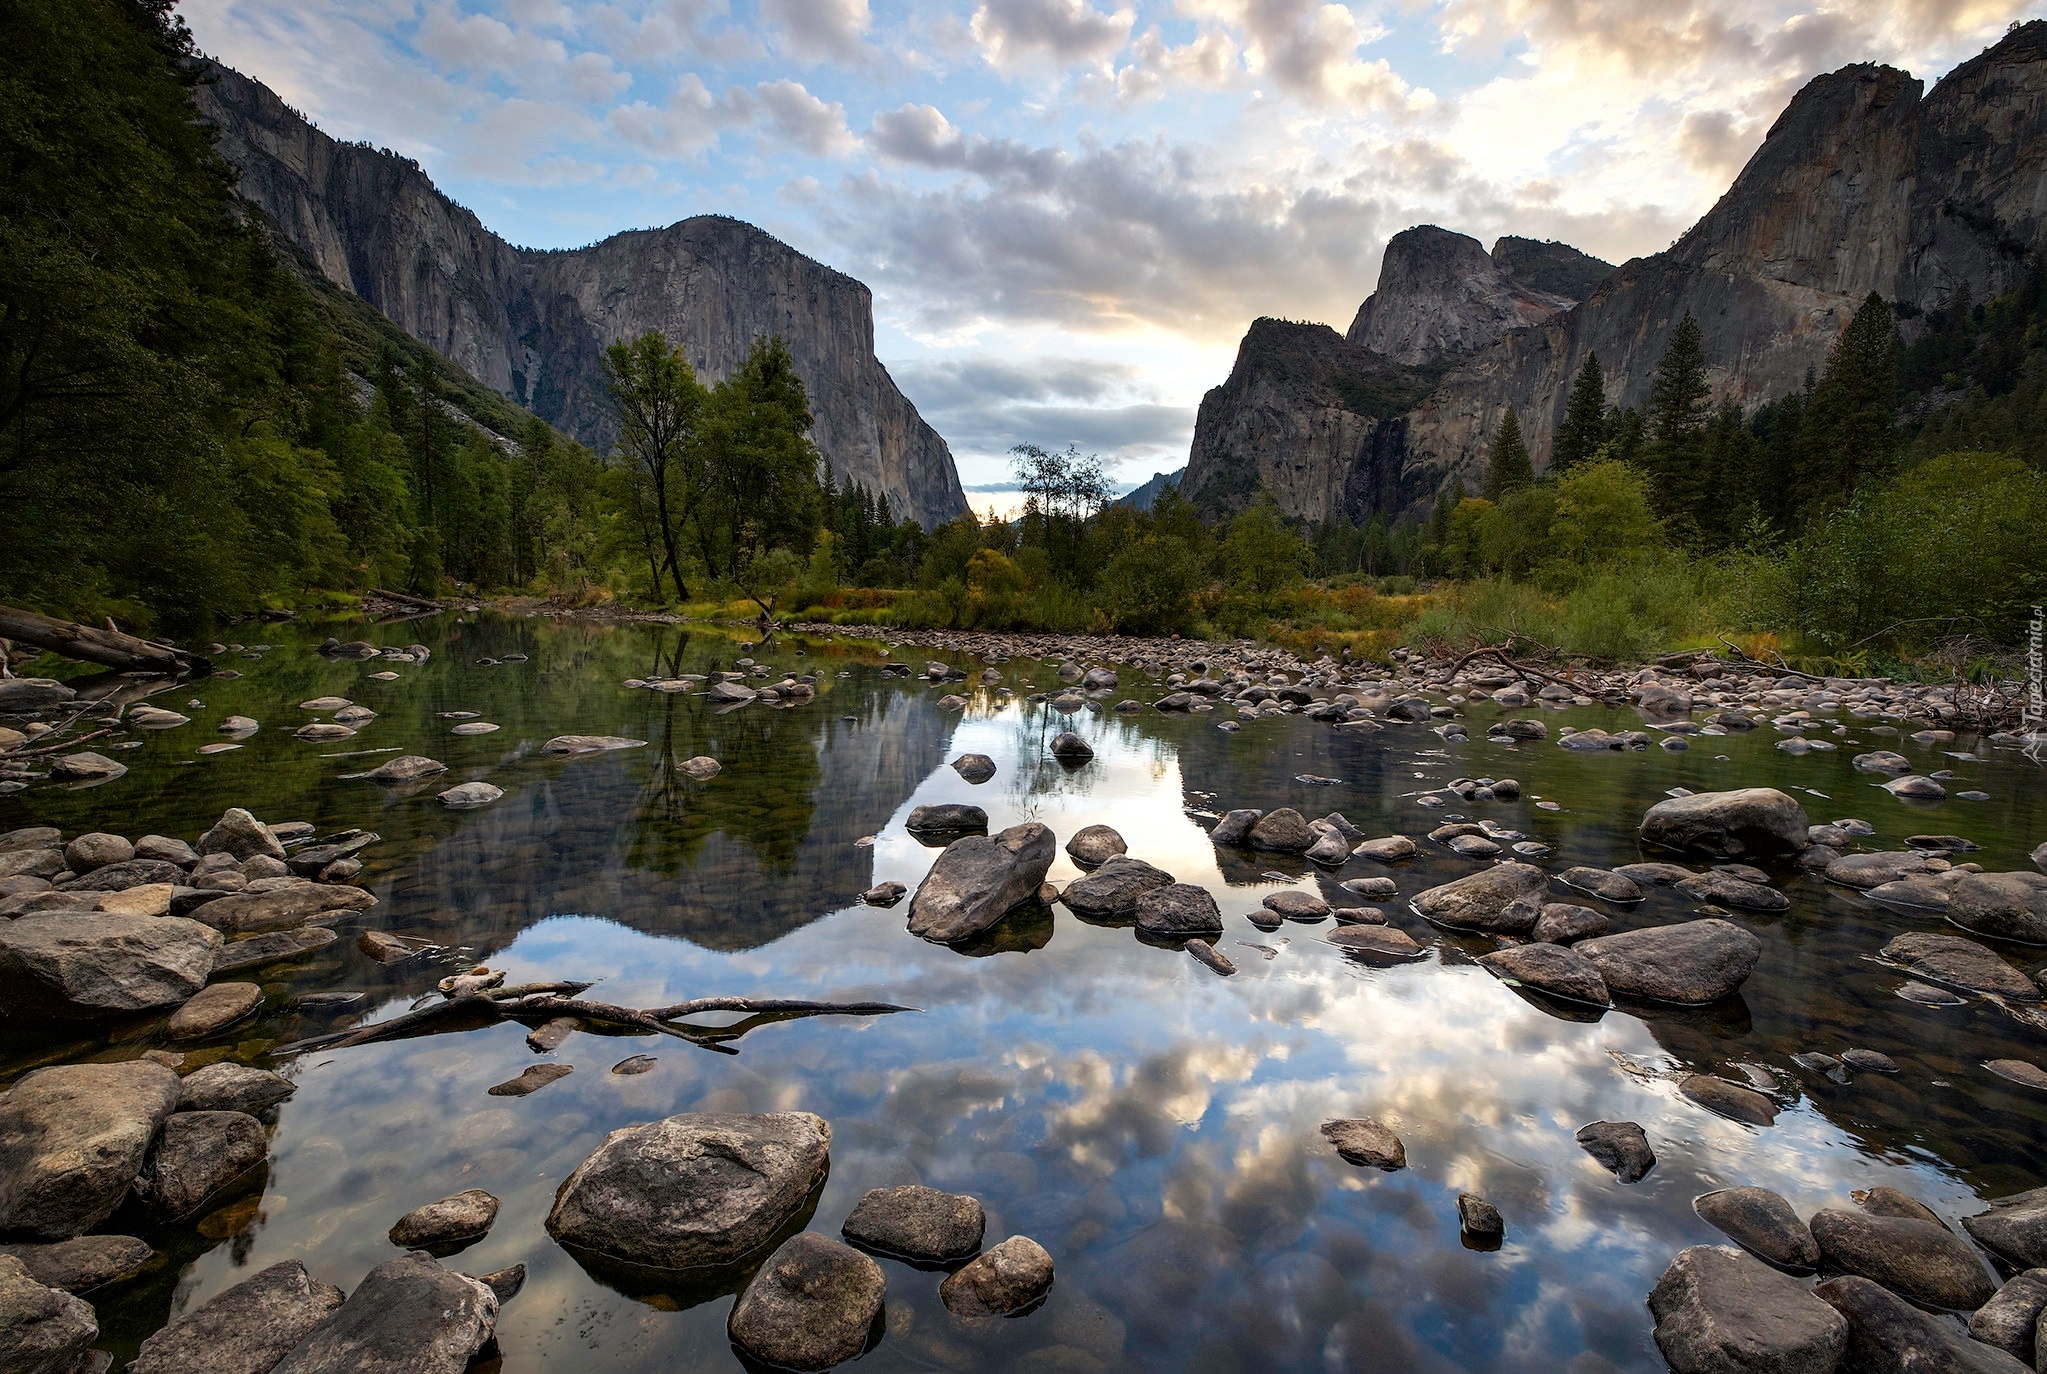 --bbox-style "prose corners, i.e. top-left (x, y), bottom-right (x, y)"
top-left (1697, 399), bottom-right (1760, 548)
top-left (1804, 292), bottom-right (1898, 502)
top-left (1552, 353), bottom-right (1608, 472)
top-left (1644, 312), bottom-right (1713, 523)
top-left (1483, 409), bottom-right (1533, 499)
